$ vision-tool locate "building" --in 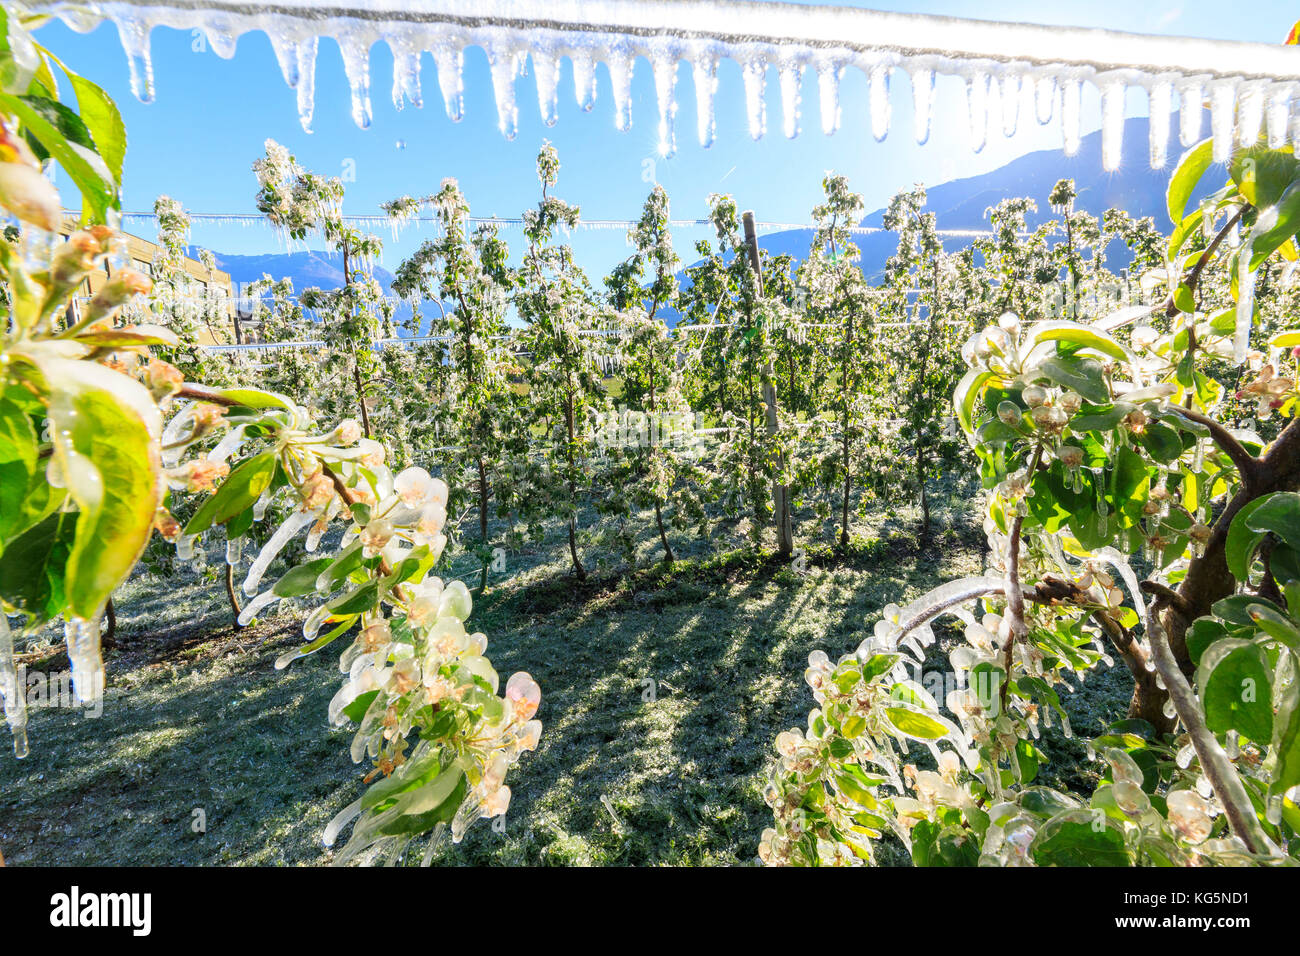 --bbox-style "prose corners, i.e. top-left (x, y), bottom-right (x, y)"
top-left (58, 214), bottom-right (241, 345)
